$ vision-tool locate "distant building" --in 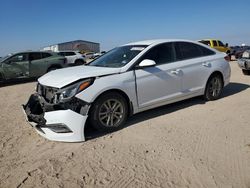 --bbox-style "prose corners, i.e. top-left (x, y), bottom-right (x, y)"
top-left (42, 40), bottom-right (100, 53)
